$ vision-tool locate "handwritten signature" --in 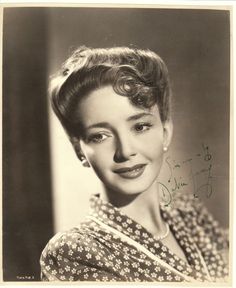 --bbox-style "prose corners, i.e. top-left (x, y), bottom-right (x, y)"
top-left (159, 143), bottom-right (213, 206)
